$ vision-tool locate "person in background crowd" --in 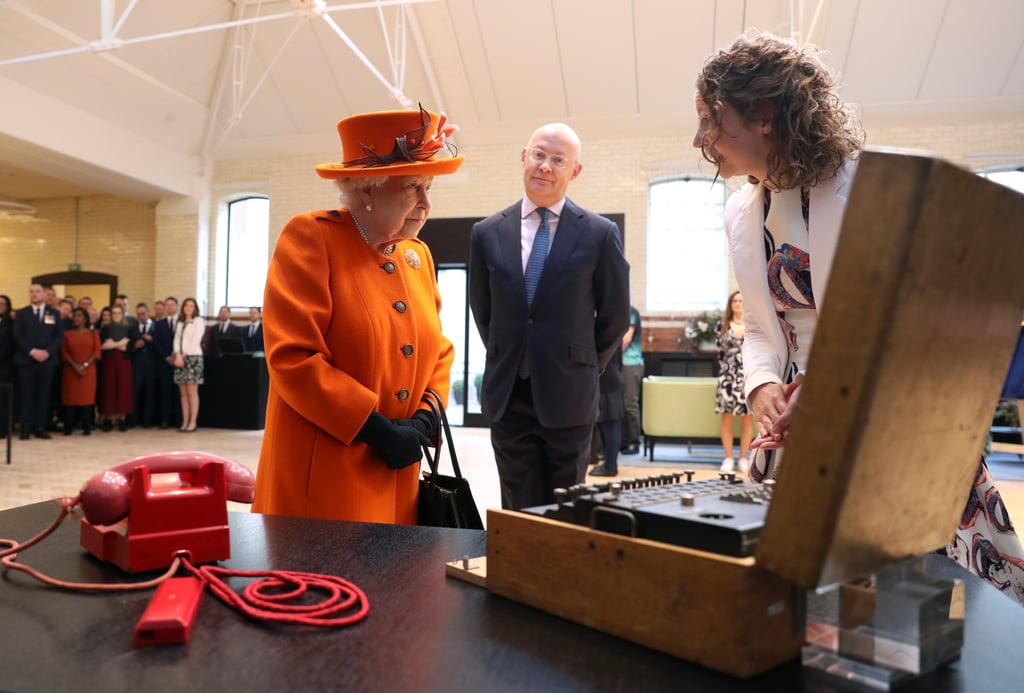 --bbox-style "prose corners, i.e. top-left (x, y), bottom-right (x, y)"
top-left (715, 291), bottom-right (754, 474)
top-left (115, 294), bottom-right (140, 329)
top-left (57, 299), bottom-right (74, 327)
top-left (252, 106), bottom-right (461, 523)
top-left (172, 297), bottom-right (205, 432)
top-left (207, 304), bottom-right (241, 357)
top-left (693, 30), bottom-right (1024, 602)
top-left (0, 295), bottom-right (14, 439)
top-left (590, 344), bottom-right (624, 477)
top-left (13, 283), bottom-right (63, 440)
top-left (77, 296), bottom-right (93, 310)
top-left (131, 302), bottom-right (159, 428)
top-left (153, 296), bottom-right (180, 428)
top-left (469, 121), bottom-right (630, 510)
top-left (619, 305), bottom-right (644, 456)
top-left (244, 306), bottom-right (264, 352)
top-left (98, 305), bottom-right (135, 432)
top-left (60, 307), bottom-right (100, 435)
top-left (50, 298), bottom-right (76, 430)
top-left (43, 286), bottom-right (57, 308)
